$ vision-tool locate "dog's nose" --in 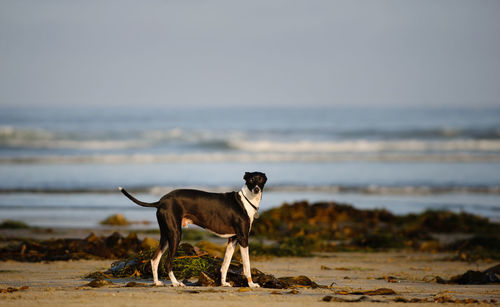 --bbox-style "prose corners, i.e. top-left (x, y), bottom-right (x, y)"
top-left (253, 187), bottom-right (260, 194)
